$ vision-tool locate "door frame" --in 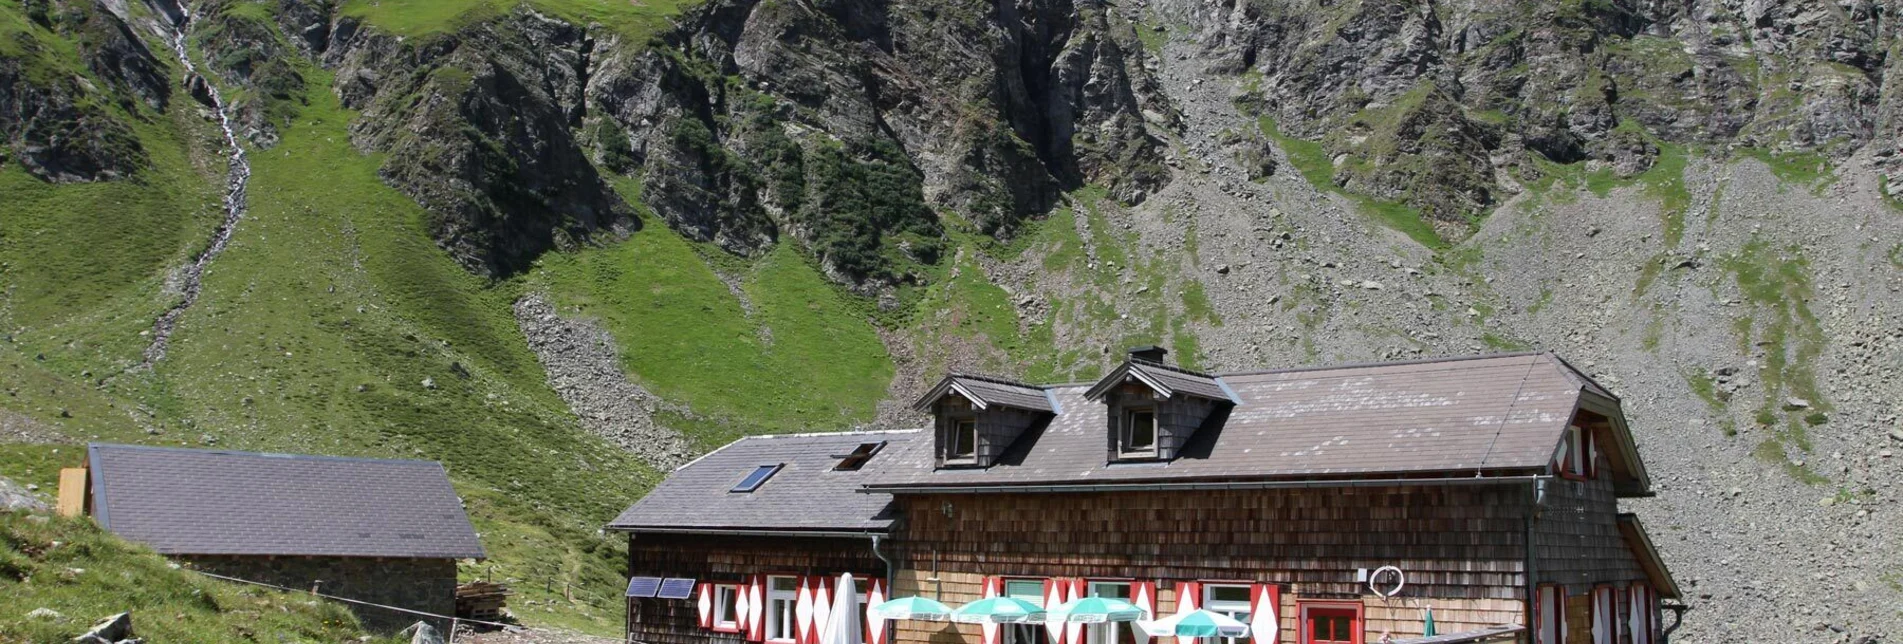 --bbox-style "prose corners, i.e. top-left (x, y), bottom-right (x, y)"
top-left (1296, 600), bottom-right (1364, 644)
